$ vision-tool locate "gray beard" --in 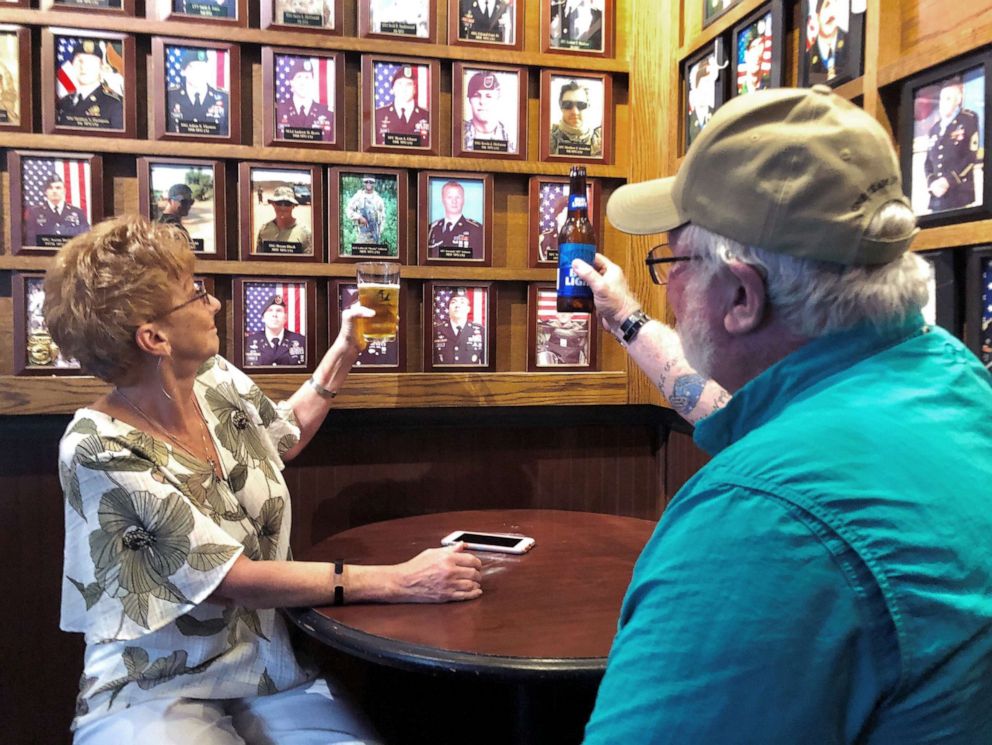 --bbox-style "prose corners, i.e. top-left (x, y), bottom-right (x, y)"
top-left (677, 289), bottom-right (717, 381)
